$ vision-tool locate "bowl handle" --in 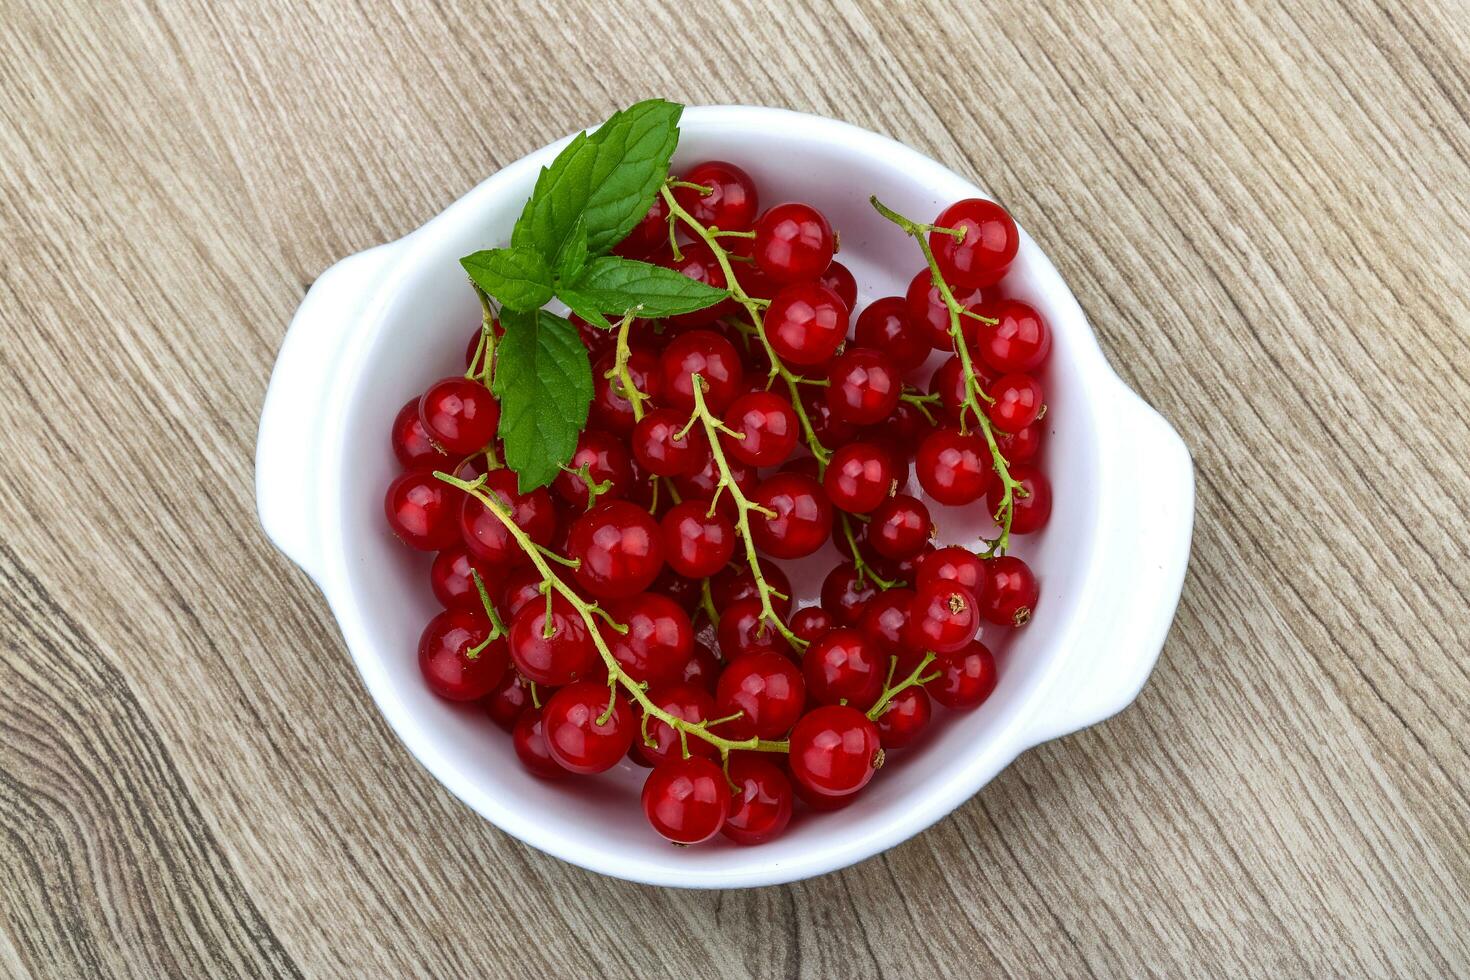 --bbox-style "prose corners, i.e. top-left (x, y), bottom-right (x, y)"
top-left (254, 243), bottom-right (399, 582)
top-left (1021, 385), bottom-right (1195, 747)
